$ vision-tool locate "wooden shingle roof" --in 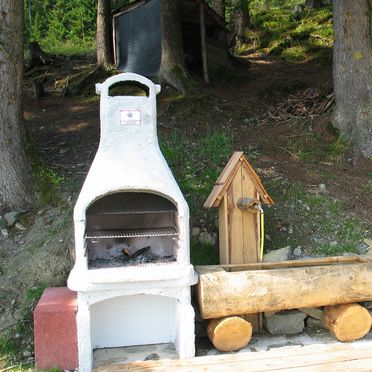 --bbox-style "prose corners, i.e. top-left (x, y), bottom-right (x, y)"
top-left (203, 151), bottom-right (274, 208)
